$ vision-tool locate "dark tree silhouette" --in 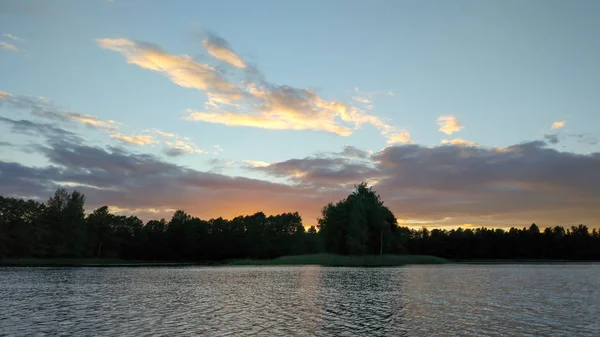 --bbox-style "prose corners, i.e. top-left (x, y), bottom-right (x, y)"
top-left (318, 183), bottom-right (405, 255)
top-left (0, 186), bottom-right (599, 261)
